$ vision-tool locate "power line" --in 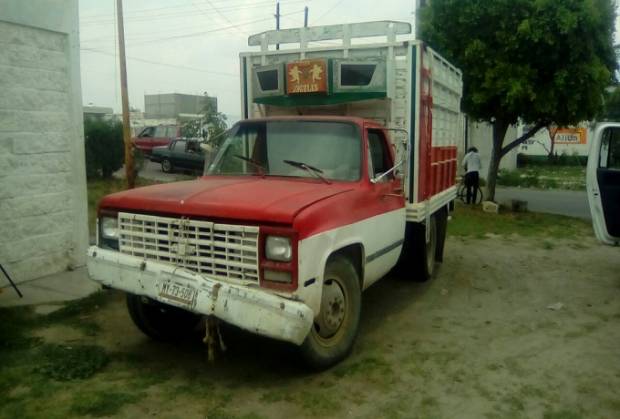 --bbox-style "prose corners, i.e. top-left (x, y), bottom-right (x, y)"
top-left (81, 0), bottom-right (307, 25)
top-left (81, 47), bottom-right (239, 77)
top-left (124, 10), bottom-right (304, 45)
top-left (313, 0), bottom-right (346, 24)
top-left (201, 0), bottom-right (248, 36)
